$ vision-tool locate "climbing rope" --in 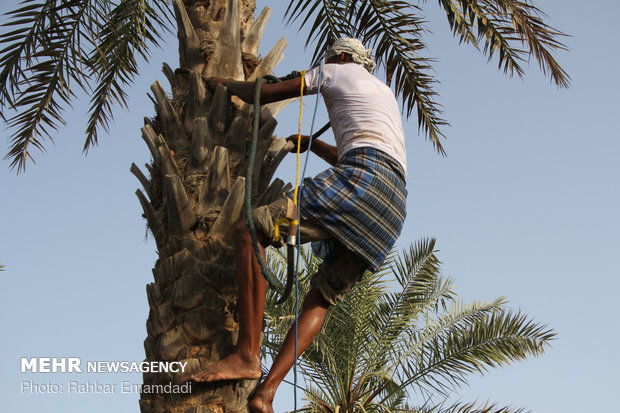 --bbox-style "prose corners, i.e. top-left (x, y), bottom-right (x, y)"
top-left (245, 65), bottom-right (324, 411)
top-left (245, 76), bottom-right (287, 301)
top-left (293, 61), bottom-right (324, 413)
